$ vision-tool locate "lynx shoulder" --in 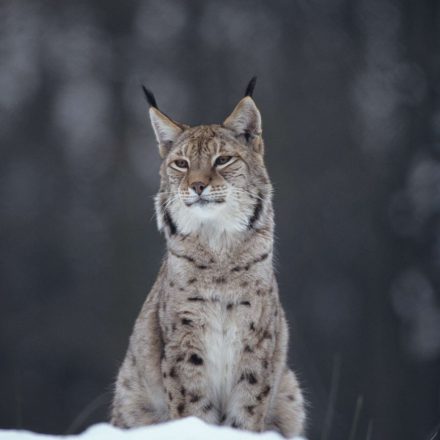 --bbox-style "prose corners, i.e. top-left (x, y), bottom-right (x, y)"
top-left (111, 79), bottom-right (306, 437)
